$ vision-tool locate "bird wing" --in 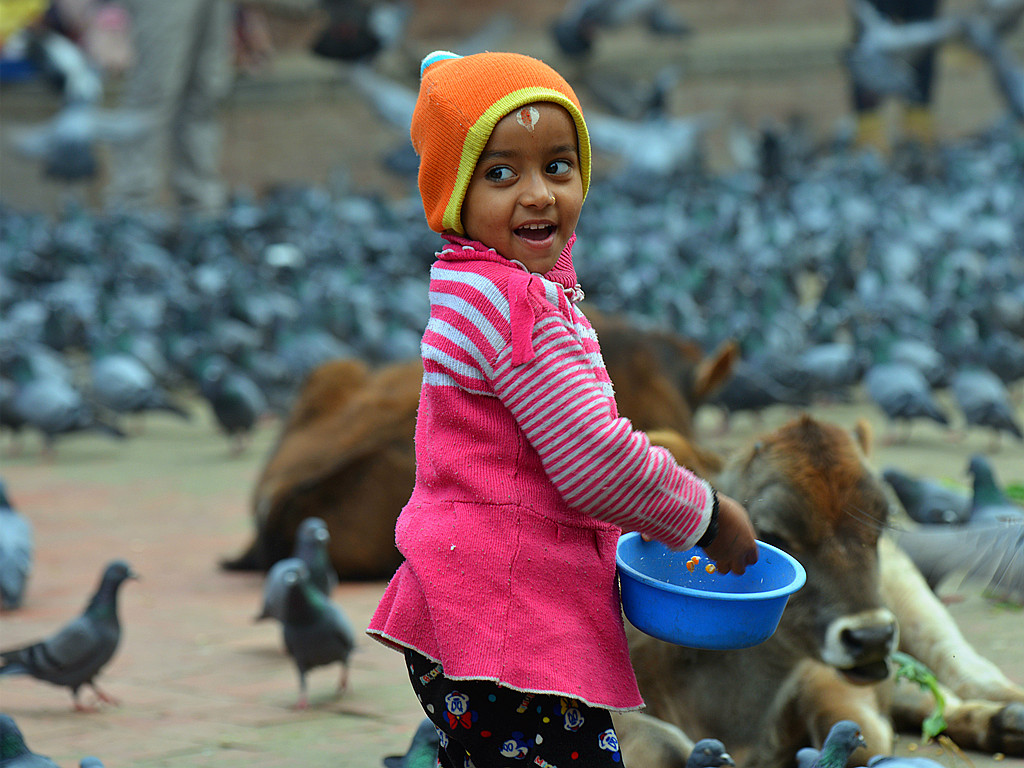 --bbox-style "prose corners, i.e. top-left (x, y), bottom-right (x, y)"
top-left (2, 615), bottom-right (107, 678)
